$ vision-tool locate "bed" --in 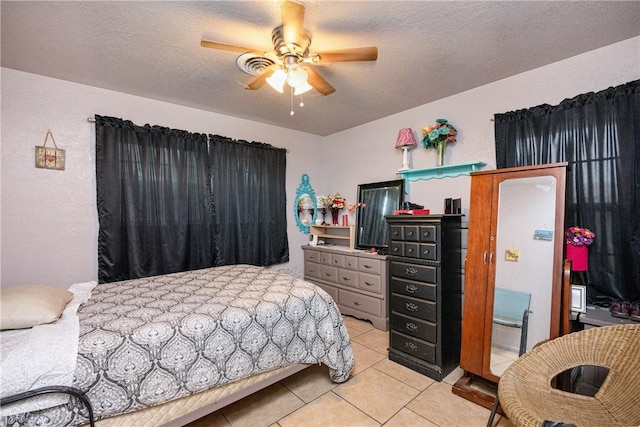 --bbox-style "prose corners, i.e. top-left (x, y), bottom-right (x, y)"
top-left (0, 265), bottom-right (355, 426)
